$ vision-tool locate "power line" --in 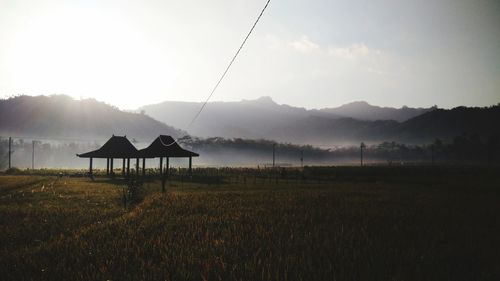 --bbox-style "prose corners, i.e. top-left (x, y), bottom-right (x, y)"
top-left (187, 0), bottom-right (271, 129)
top-left (1, 2), bottom-right (272, 150)
top-left (154, 0), bottom-right (272, 148)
